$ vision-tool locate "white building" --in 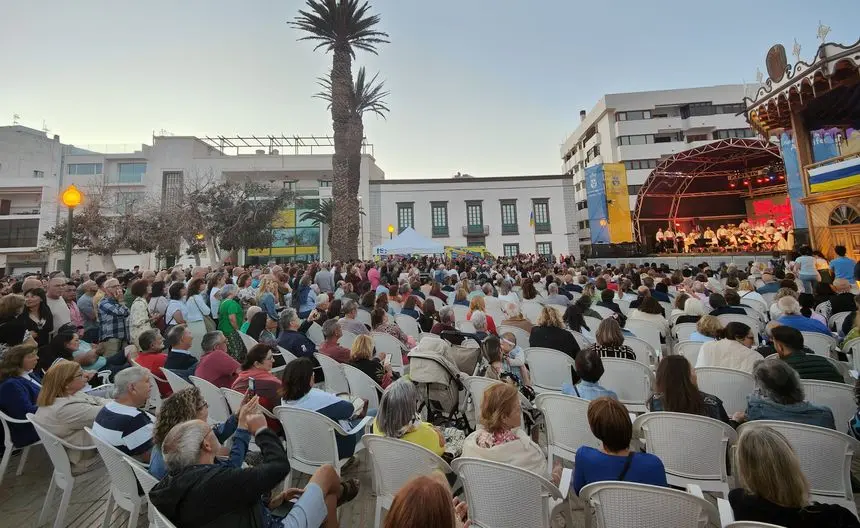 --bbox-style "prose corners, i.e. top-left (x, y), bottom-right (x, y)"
top-left (0, 127), bottom-right (577, 274)
top-left (560, 84), bottom-right (755, 255)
